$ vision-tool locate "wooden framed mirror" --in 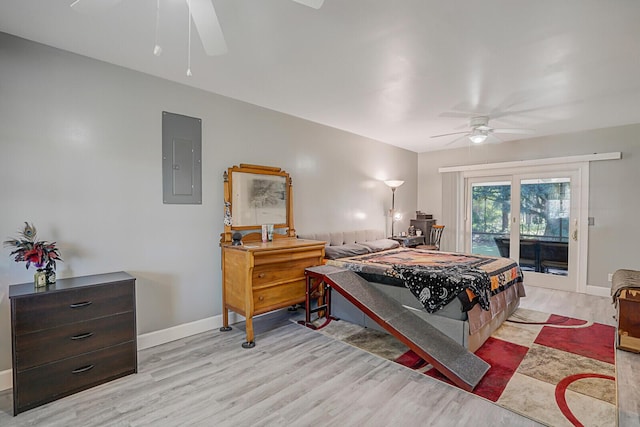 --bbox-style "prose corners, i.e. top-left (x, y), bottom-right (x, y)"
top-left (221, 164), bottom-right (295, 243)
